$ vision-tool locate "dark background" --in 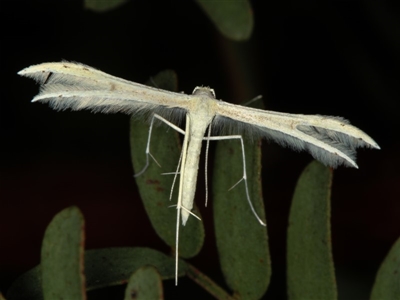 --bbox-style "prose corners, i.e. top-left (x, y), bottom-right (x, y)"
top-left (1, 0), bottom-right (399, 299)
